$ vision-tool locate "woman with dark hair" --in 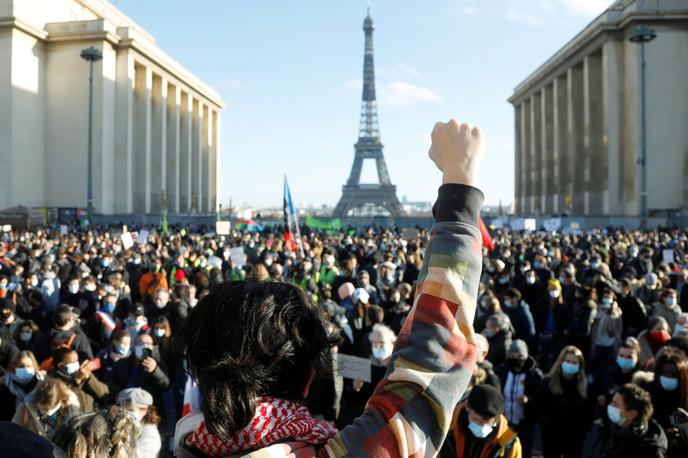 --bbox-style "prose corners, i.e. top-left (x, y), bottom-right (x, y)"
top-left (174, 119), bottom-right (486, 457)
top-left (638, 317), bottom-right (671, 369)
top-left (649, 354), bottom-right (688, 457)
